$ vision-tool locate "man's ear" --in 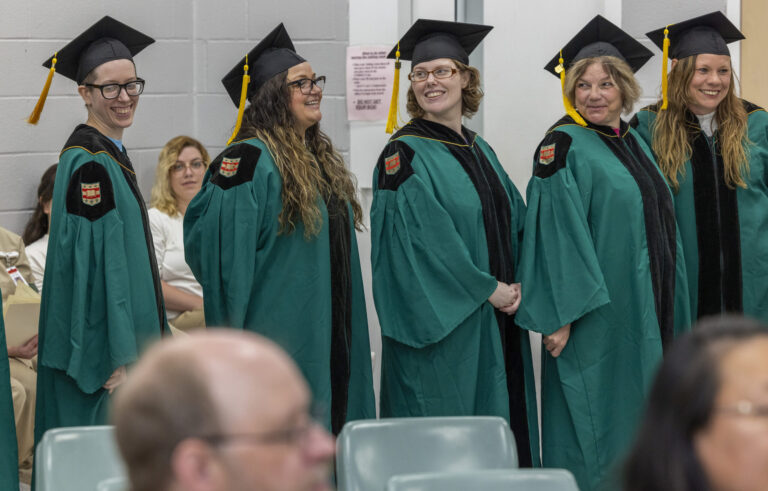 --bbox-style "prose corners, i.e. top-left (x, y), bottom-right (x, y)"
top-left (170, 438), bottom-right (224, 491)
top-left (77, 85), bottom-right (91, 107)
